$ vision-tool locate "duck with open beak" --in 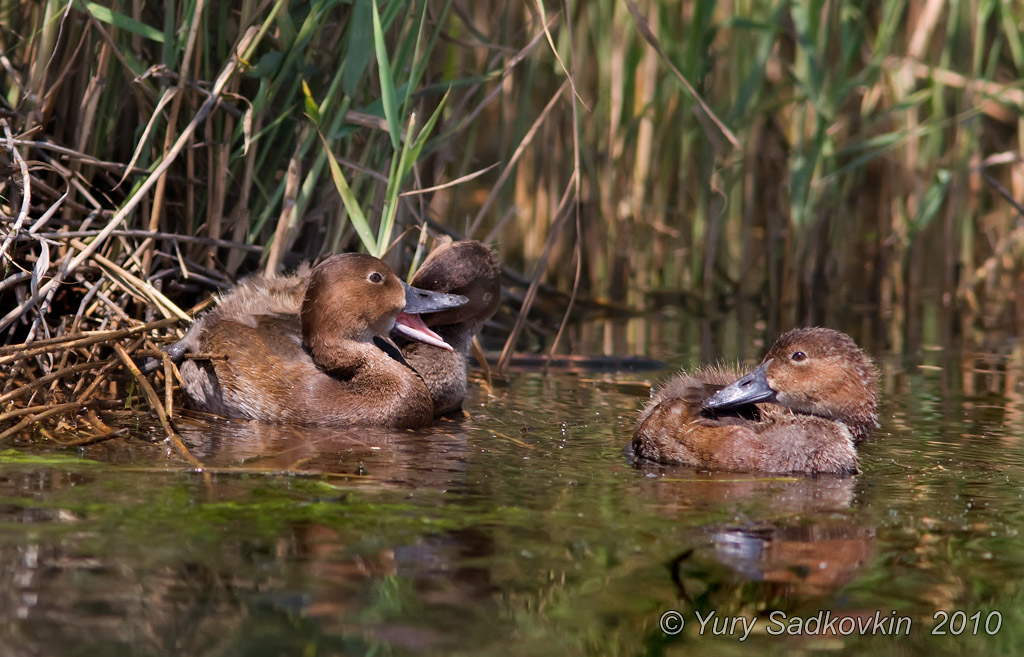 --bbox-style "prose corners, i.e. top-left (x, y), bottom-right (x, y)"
top-left (393, 282), bottom-right (467, 352)
top-left (171, 253), bottom-right (470, 428)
